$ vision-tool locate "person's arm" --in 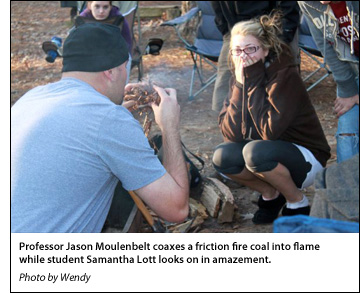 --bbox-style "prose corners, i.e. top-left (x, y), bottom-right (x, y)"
top-left (79, 8), bottom-right (91, 18)
top-left (135, 86), bottom-right (189, 223)
top-left (278, 1), bottom-right (300, 43)
top-left (218, 78), bottom-right (246, 142)
top-left (244, 59), bottom-right (305, 140)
